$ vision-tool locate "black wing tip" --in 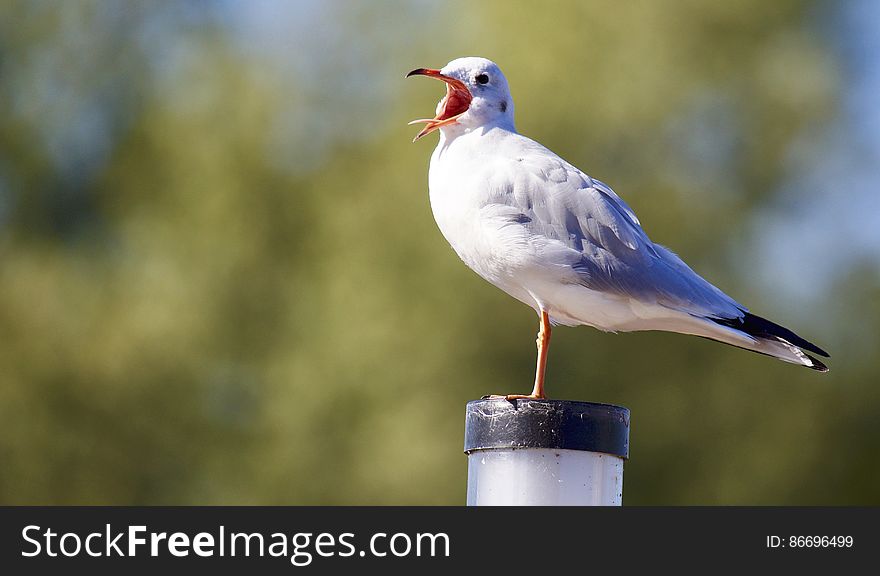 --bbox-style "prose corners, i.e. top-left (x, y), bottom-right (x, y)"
top-left (715, 312), bottom-right (830, 358)
top-left (813, 346), bottom-right (831, 359)
top-left (805, 353), bottom-right (830, 373)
